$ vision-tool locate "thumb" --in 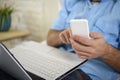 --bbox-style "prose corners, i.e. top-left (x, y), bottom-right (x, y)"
top-left (90, 32), bottom-right (103, 39)
top-left (69, 28), bottom-right (72, 37)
